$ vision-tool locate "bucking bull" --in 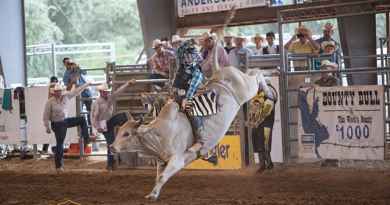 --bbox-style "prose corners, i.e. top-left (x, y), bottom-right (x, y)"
top-left (111, 52), bottom-right (273, 201)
